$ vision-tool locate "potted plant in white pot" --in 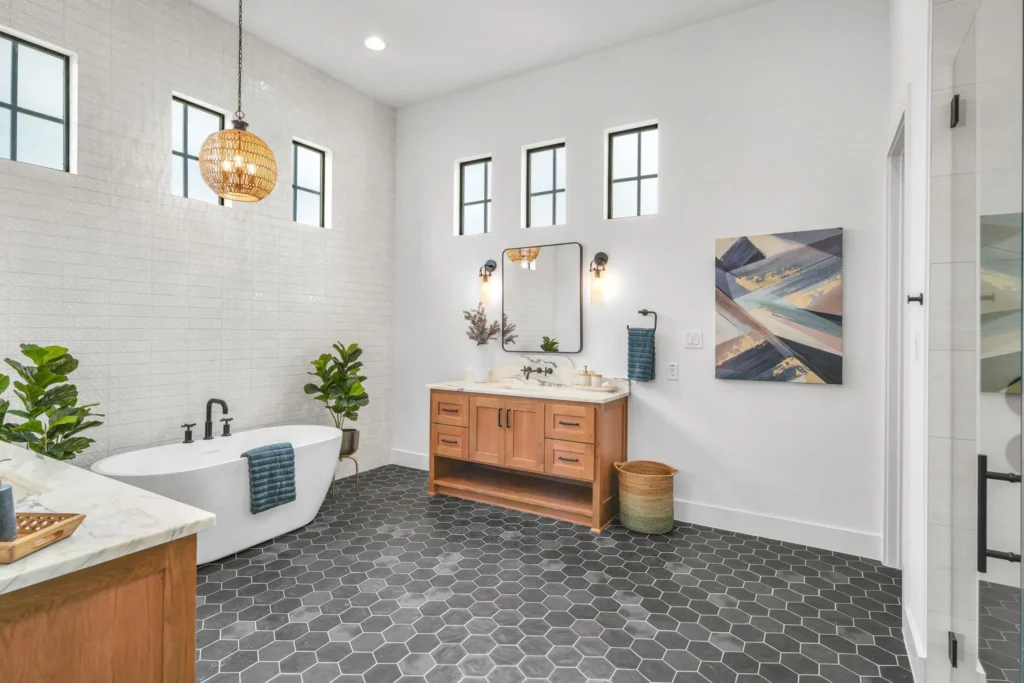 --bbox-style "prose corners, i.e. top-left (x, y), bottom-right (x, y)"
top-left (463, 304), bottom-right (502, 382)
top-left (304, 342), bottom-right (369, 490)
